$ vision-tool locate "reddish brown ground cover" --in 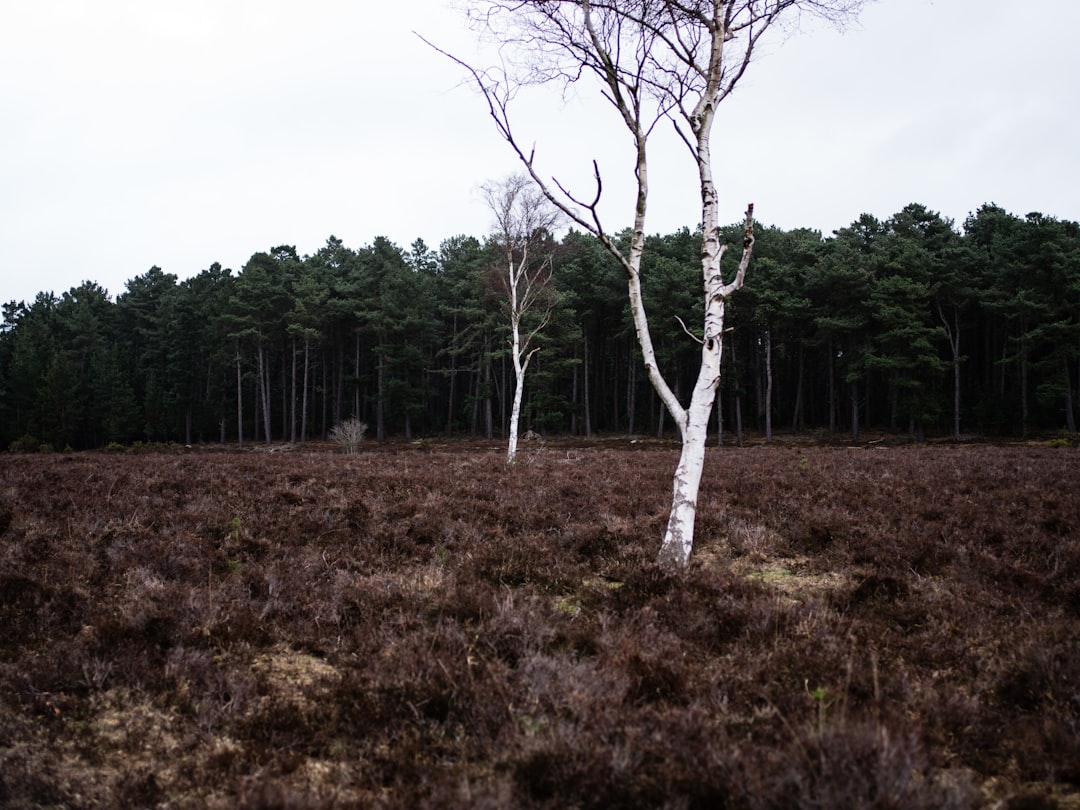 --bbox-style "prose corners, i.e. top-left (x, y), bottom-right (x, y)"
top-left (0, 441), bottom-right (1078, 808)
